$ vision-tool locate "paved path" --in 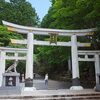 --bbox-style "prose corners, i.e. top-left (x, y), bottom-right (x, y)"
top-left (21, 79), bottom-right (71, 90)
top-left (34, 79), bottom-right (71, 90)
top-left (0, 79), bottom-right (71, 95)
